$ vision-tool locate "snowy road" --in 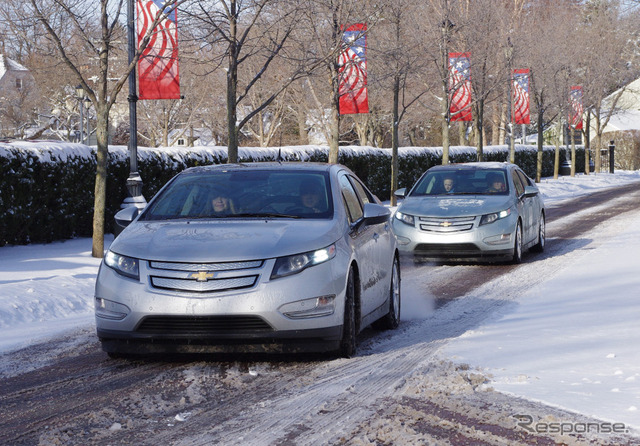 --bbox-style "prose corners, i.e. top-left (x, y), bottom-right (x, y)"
top-left (1, 181), bottom-right (640, 445)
